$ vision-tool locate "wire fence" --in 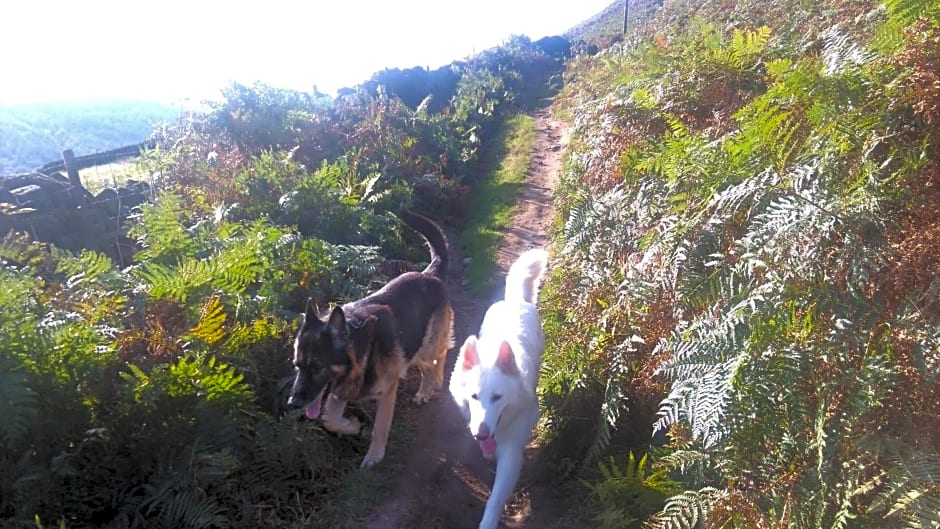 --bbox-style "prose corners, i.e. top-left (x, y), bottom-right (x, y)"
top-left (36, 141), bottom-right (153, 175)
